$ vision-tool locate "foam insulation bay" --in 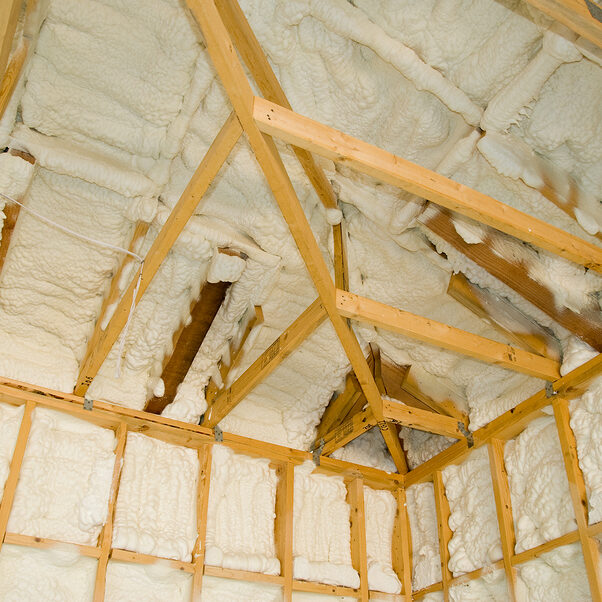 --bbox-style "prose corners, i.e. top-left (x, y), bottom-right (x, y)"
top-left (7, 407), bottom-right (116, 546)
top-left (112, 433), bottom-right (199, 562)
top-left (200, 575), bottom-right (282, 602)
top-left (0, 402), bottom-right (25, 497)
top-left (205, 445), bottom-right (280, 575)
